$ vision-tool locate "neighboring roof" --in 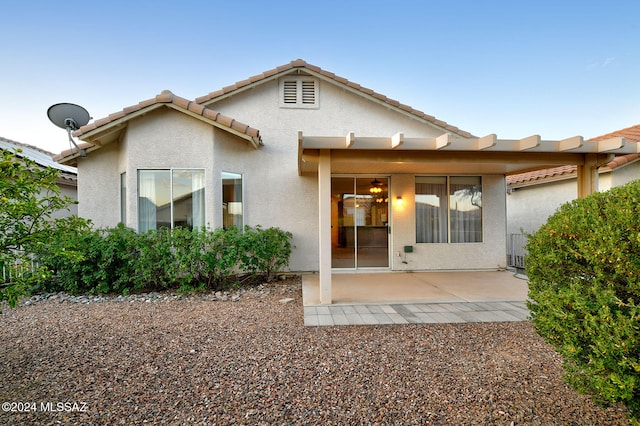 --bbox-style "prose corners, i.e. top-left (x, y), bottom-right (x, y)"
top-left (55, 90), bottom-right (262, 164)
top-left (196, 59), bottom-right (475, 139)
top-left (589, 123), bottom-right (640, 143)
top-left (0, 137), bottom-right (77, 182)
top-left (507, 123), bottom-right (640, 186)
